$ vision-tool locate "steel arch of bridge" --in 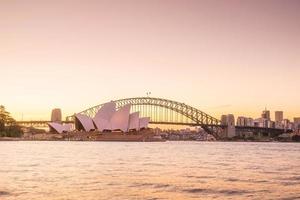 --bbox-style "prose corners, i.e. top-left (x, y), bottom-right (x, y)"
top-left (66, 97), bottom-right (221, 126)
